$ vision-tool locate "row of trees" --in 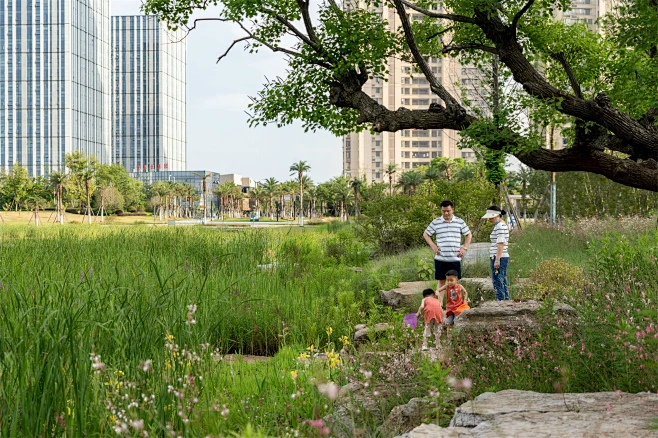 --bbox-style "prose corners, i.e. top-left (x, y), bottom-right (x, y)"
top-left (0, 153), bottom-right (200, 224)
